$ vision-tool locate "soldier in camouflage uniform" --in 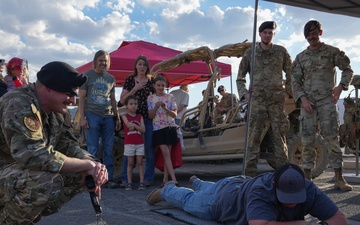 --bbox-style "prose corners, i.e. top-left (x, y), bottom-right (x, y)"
top-left (237, 21), bottom-right (291, 177)
top-left (0, 62), bottom-right (109, 224)
top-left (292, 20), bottom-right (353, 191)
top-left (214, 85), bottom-right (239, 124)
